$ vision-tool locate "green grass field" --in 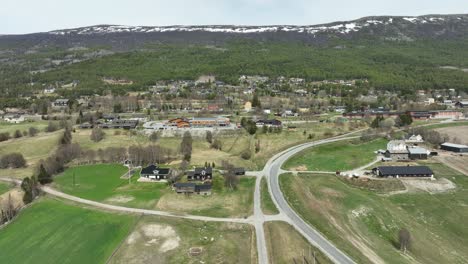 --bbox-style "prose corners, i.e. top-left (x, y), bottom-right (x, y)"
top-left (0, 198), bottom-right (135, 264)
top-left (55, 164), bottom-right (256, 217)
top-left (264, 221), bottom-right (331, 264)
top-left (110, 215), bottom-right (256, 264)
top-left (54, 164), bottom-right (170, 209)
top-left (283, 138), bottom-right (387, 171)
top-left (0, 121), bottom-right (49, 135)
top-left (0, 182), bottom-right (11, 195)
top-left (279, 162), bottom-right (468, 264)
top-left (261, 177), bottom-right (279, 215)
